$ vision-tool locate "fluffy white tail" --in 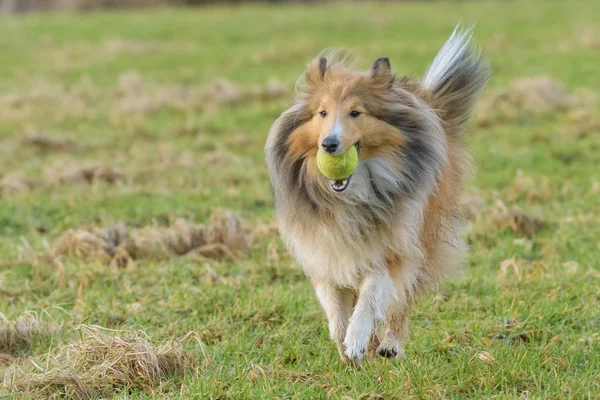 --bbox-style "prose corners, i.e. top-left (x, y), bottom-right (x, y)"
top-left (423, 25), bottom-right (490, 133)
